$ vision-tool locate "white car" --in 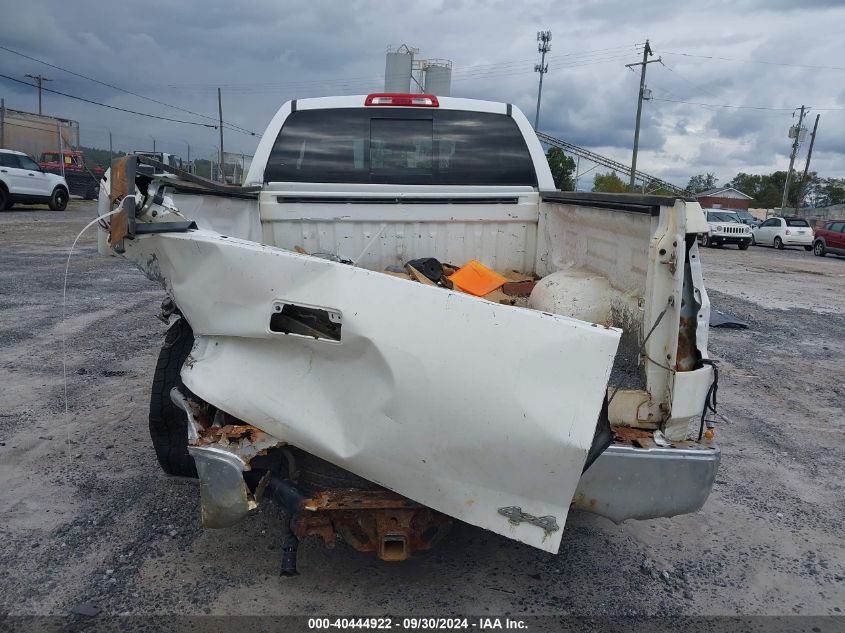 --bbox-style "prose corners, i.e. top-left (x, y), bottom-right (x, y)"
top-left (752, 216), bottom-right (814, 250)
top-left (700, 209), bottom-right (752, 249)
top-left (0, 149), bottom-right (70, 211)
